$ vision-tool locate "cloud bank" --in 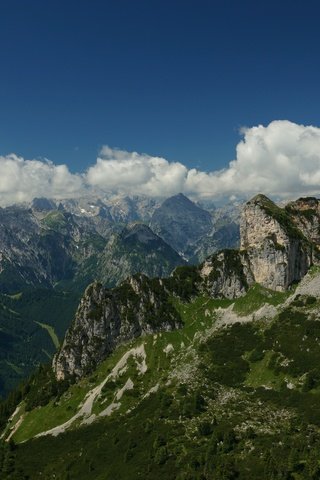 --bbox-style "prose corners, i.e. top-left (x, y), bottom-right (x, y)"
top-left (0, 154), bottom-right (84, 206)
top-left (2, 120), bottom-right (320, 206)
